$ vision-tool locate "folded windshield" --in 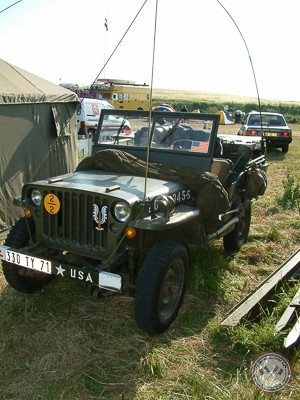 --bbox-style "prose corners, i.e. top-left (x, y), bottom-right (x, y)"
top-left (97, 110), bottom-right (217, 154)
